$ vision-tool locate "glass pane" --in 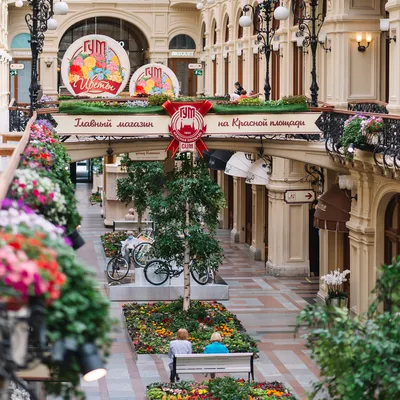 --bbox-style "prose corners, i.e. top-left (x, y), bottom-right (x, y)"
top-left (175, 61), bottom-right (189, 96)
top-left (17, 60), bottom-right (32, 103)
